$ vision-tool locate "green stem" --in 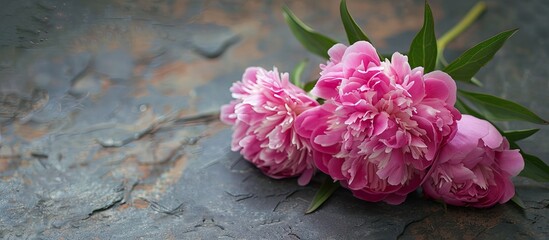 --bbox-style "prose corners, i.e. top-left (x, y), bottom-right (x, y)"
top-left (437, 2), bottom-right (487, 66)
